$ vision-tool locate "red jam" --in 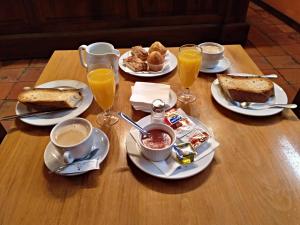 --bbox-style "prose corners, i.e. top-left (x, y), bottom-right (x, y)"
top-left (142, 129), bottom-right (172, 150)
